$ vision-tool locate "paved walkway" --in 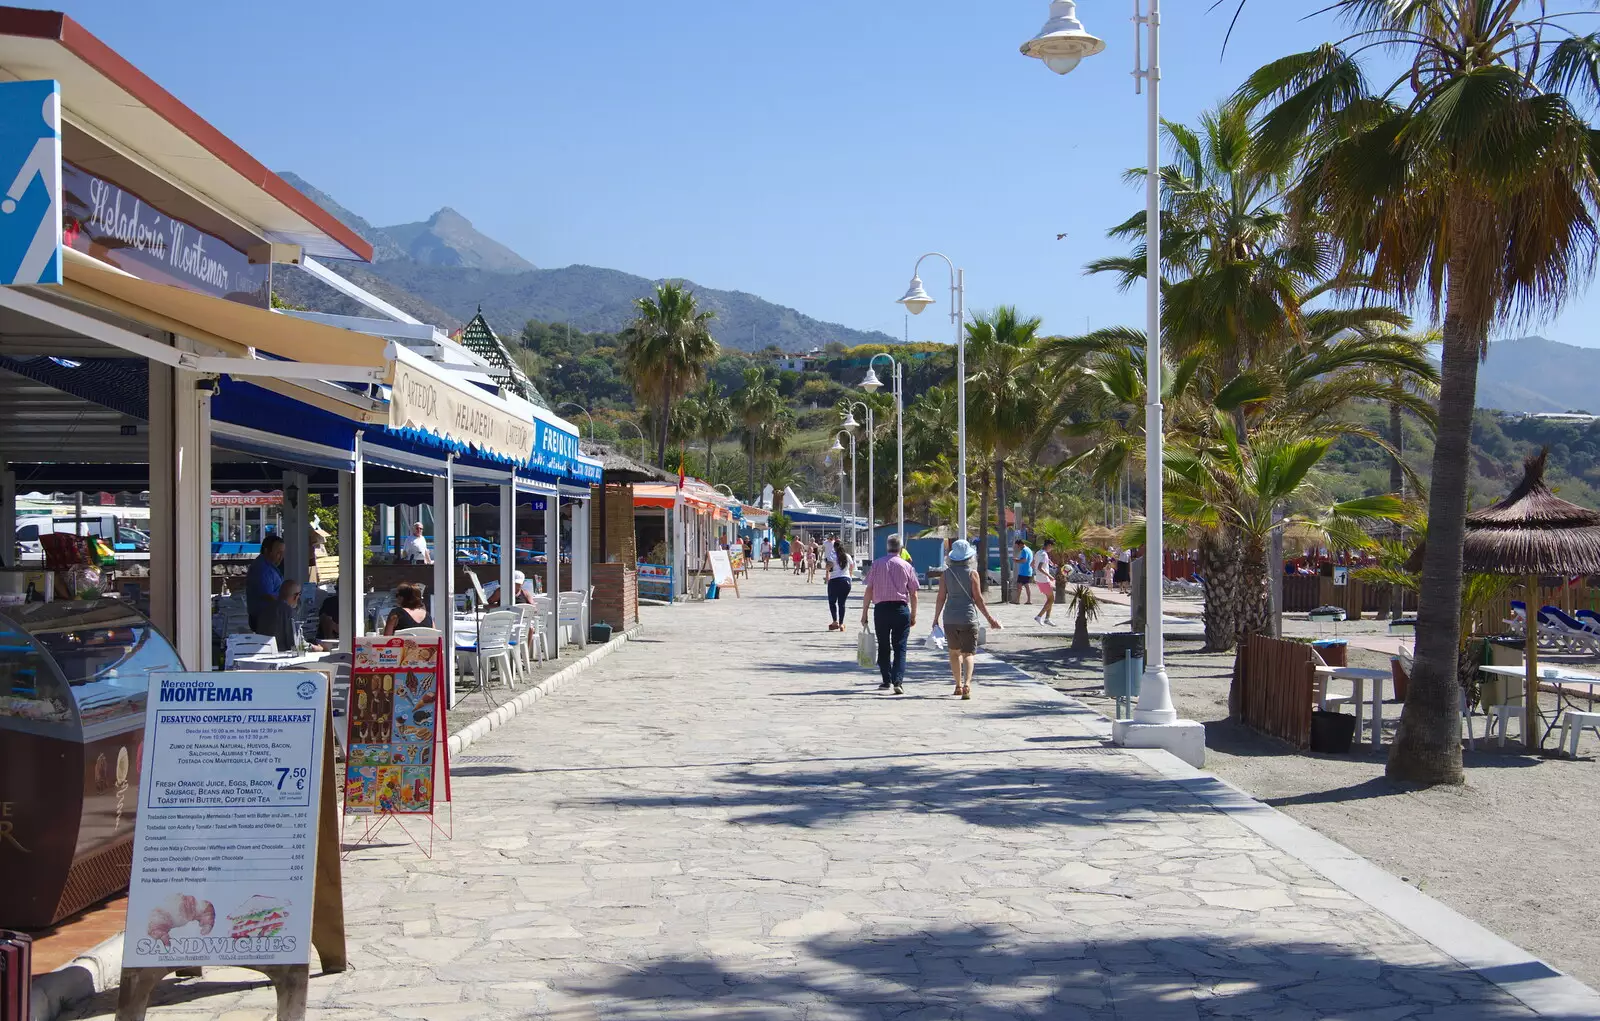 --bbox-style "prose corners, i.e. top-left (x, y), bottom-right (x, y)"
top-left (75, 571), bottom-right (1598, 1019)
